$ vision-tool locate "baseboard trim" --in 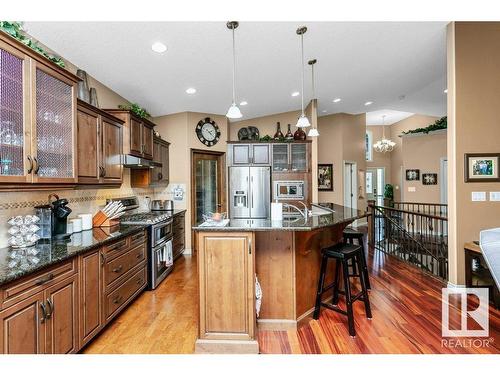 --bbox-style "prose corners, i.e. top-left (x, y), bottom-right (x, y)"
top-left (446, 281), bottom-right (466, 289)
top-left (183, 248), bottom-right (192, 255)
top-left (195, 339), bottom-right (259, 354)
top-left (257, 319), bottom-right (297, 331)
